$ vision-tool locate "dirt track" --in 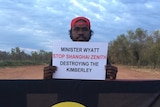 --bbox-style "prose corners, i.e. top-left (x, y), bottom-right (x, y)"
top-left (0, 65), bottom-right (160, 80)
